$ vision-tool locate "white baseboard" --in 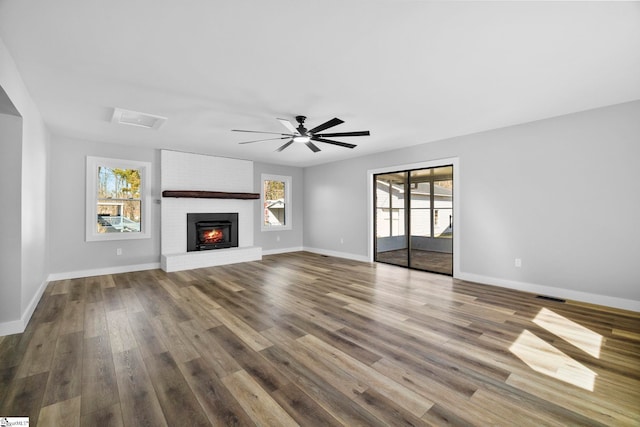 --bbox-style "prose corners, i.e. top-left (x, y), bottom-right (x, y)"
top-left (262, 246), bottom-right (304, 256)
top-left (47, 262), bottom-right (161, 282)
top-left (457, 272), bottom-right (640, 313)
top-left (303, 247), bottom-right (369, 263)
top-left (0, 319), bottom-right (24, 337)
top-left (0, 278), bottom-right (48, 336)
